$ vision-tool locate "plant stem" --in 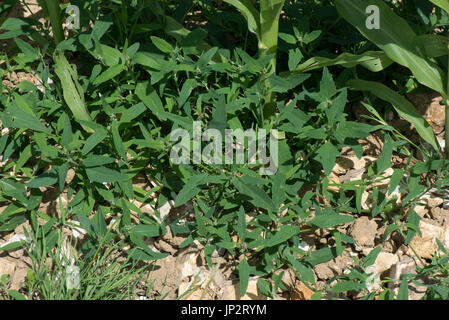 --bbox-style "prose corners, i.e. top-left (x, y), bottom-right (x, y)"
top-left (259, 0), bottom-right (285, 121)
top-left (446, 50), bottom-right (449, 159)
top-left (446, 100), bottom-right (449, 159)
top-left (45, 0), bottom-right (64, 45)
